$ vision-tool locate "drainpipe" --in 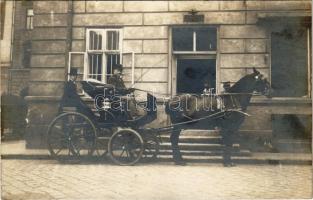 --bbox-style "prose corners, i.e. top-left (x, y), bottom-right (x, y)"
top-left (8, 1), bottom-right (16, 94)
top-left (65, 0), bottom-right (73, 78)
